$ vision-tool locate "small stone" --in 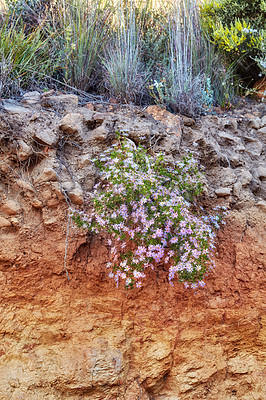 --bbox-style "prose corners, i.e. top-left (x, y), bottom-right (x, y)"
top-left (32, 128), bottom-right (58, 147)
top-left (34, 168), bottom-right (57, 184)
top-left (248, 117), bottom-right (261, 129)
top-left (47, 198), bottom-right (60, 208)
top-left (2, 100), bottom-right (29, 115)
top-left (182, 116), bottom-right (195, 126)
top-left (41, 89), bottom-right (55, 98)
top-left (43, 216), bottom-right (58, 227)
top-left (59, 113), bottom-right (84, 142)
top-left (22, 91), bottom-right (41, 104)
top-left (0, 215), bottom-right (11, 227)
top-left (8, 378), bottom-right (20, 388)
top-left (1, 200), bottom-right (21, 215)
top-left (257, 126), bottom-right (266, 135)
top-left (256, 200), bottom-right (266, 213)
top-left (217, 131), bottom-right (239, 145)
top-left (257, 167), bottom-right (266, 180)
top-left (41, 94), bottom-right (78, 112)
top-left (261, 115), bottom-right (266, 126)
top-left (86, 103), bottom-right (94, 111)
top-left (10, 217), bottom-right (19, 227)
top-left (17, 140), bottom-right (33, 161)
top-left (233, 181), bottom-right (242, 197)
top-left (68, 187), bottom-right (84, 205)
top-left (215, 188), bottom-right (231, 197)
top-left (243, 137), bottom-right (262, 157)
top-left (238, 170), bottom-right (253, 186)
top-left (30, 199), bottom-right (43, 209)
top-left (32, 157), bottom-right (58, 184)
top-left (15, 179), bottom-right (34, 192)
